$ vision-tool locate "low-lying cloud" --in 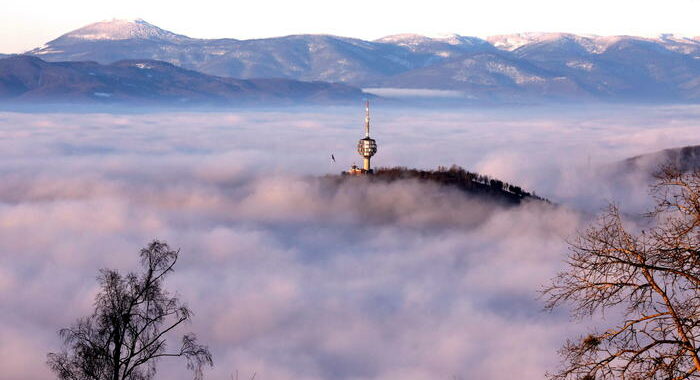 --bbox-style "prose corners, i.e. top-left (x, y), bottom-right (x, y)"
top-left (363, 88), bottom-right (466, 99)
top-left (2, 104), bottom-right (700, 379)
